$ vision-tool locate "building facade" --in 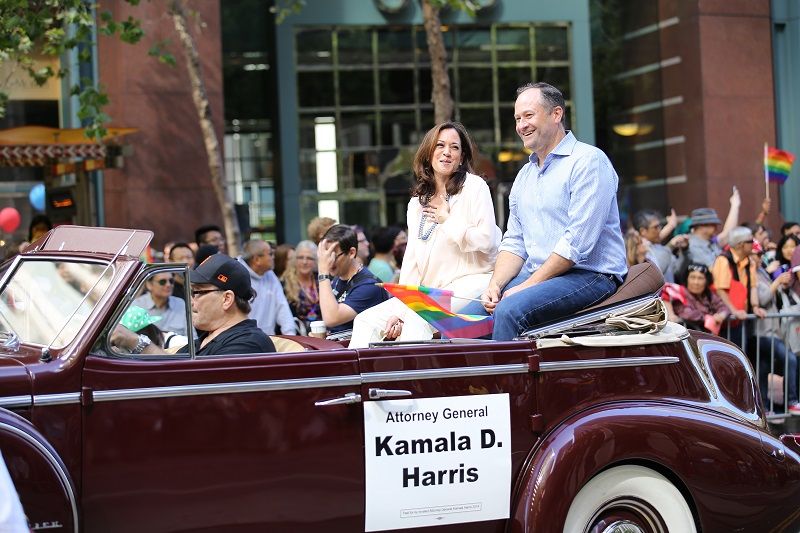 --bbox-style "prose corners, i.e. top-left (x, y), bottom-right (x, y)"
top-left (2, 0), bottom-right (798, 250)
